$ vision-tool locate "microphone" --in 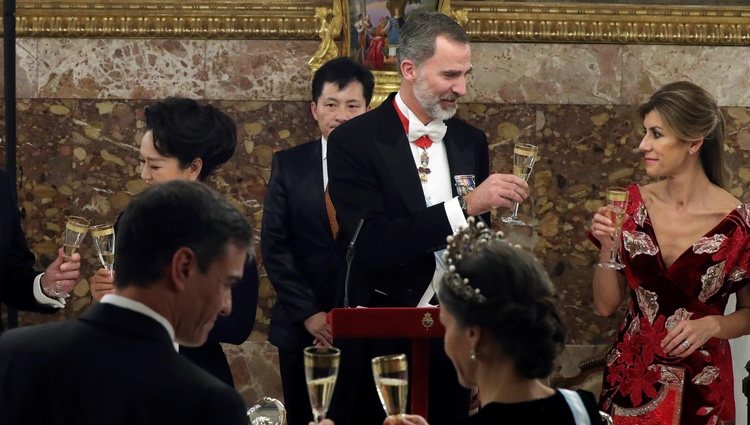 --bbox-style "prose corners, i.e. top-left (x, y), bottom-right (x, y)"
top-left (343, 218), bottom-right (364, 308)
